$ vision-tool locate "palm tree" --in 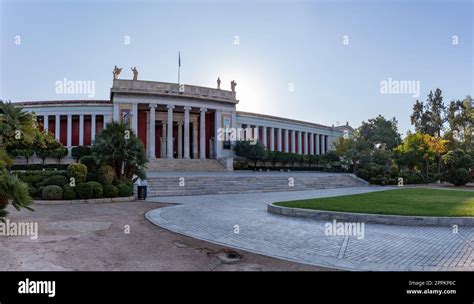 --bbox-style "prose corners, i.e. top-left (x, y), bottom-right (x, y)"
top-left (0, 100), bottom-right (36, 220)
